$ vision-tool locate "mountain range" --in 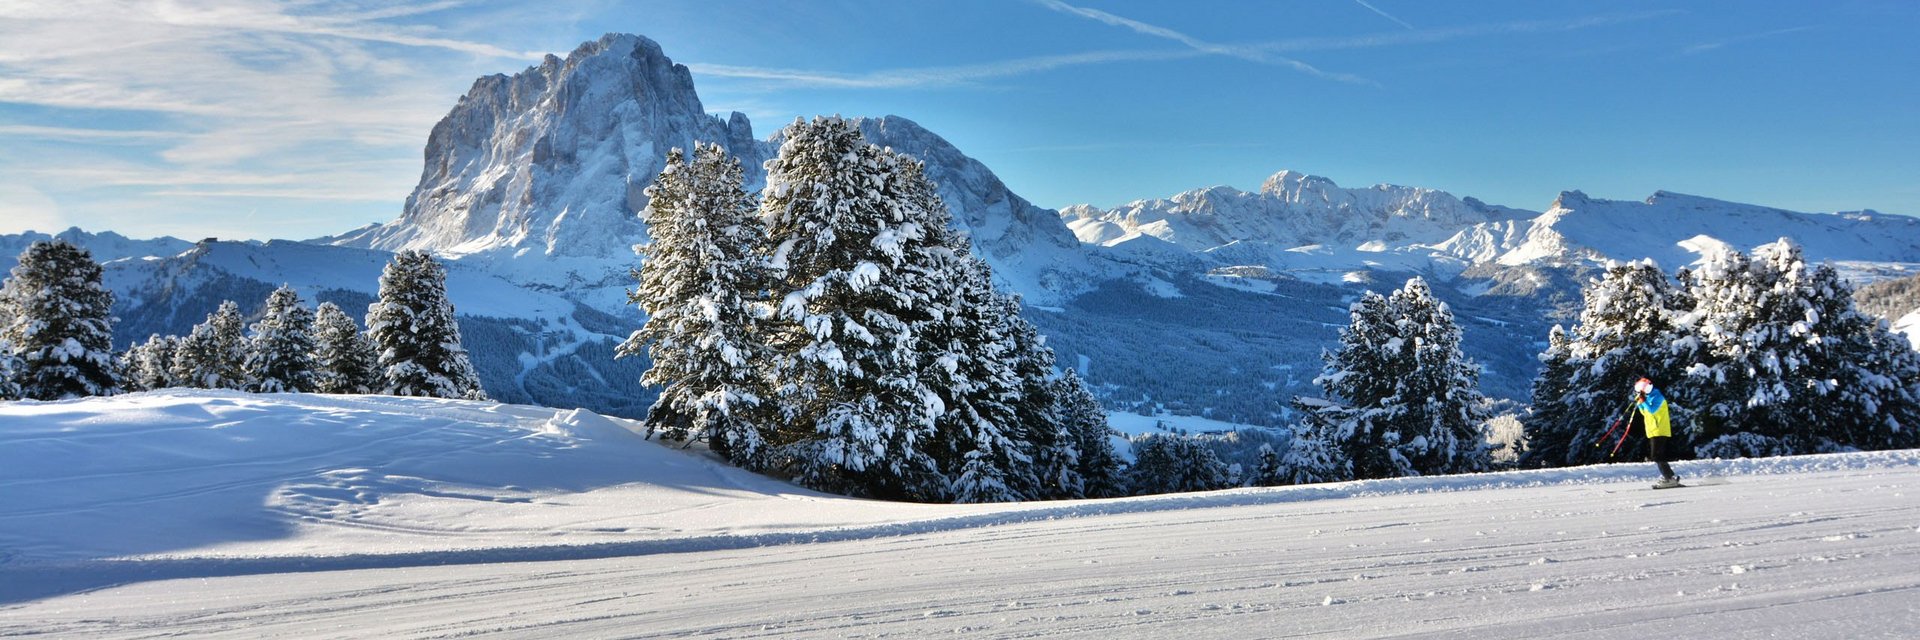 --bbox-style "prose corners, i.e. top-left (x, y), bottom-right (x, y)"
top-left (9, 33), bottom-right (1920, 425)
